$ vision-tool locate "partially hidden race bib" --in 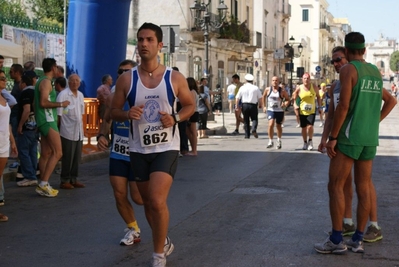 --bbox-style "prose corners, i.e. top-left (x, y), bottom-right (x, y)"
top-left (138, 122), bottom-right (172, 147)
top-left (112, 133), bottom-right (130, 156)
